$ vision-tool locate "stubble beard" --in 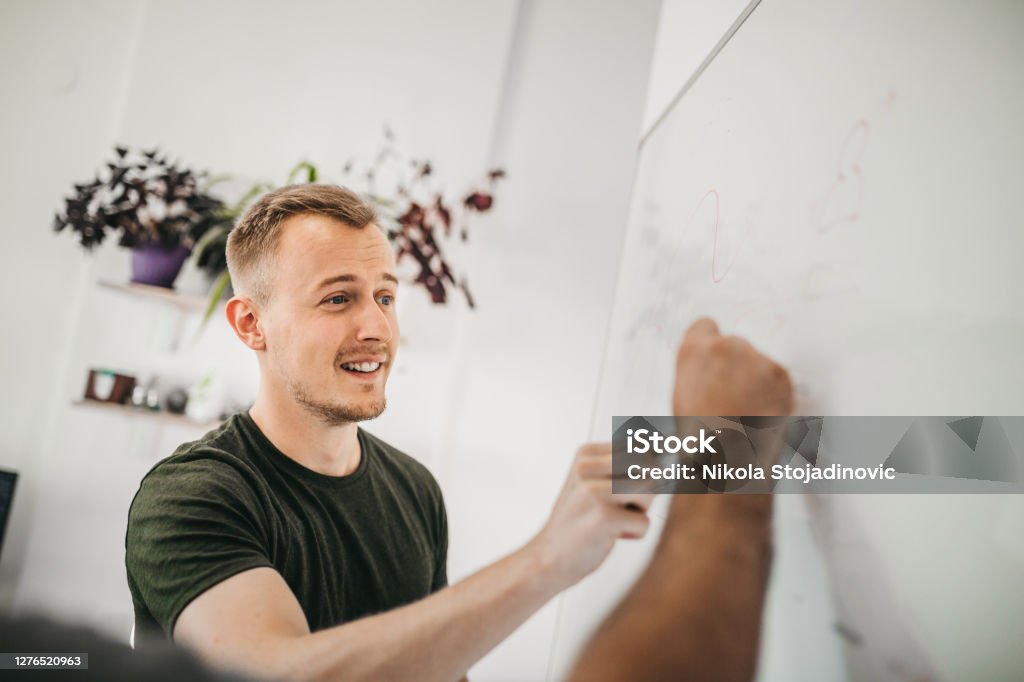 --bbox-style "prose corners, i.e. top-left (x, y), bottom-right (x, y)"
top-left (290, 378), bottom-right (387, 426)
top-left (272, 343), bottom-right (390, 426)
